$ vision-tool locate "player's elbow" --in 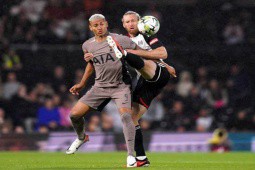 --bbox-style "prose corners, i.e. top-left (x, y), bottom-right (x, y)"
top-left (88, 70), bottom-right (94, 75)
top-left (155, 47), bottom-right (168, 59)
top-left (160, 50), bottom-right (168, 59)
